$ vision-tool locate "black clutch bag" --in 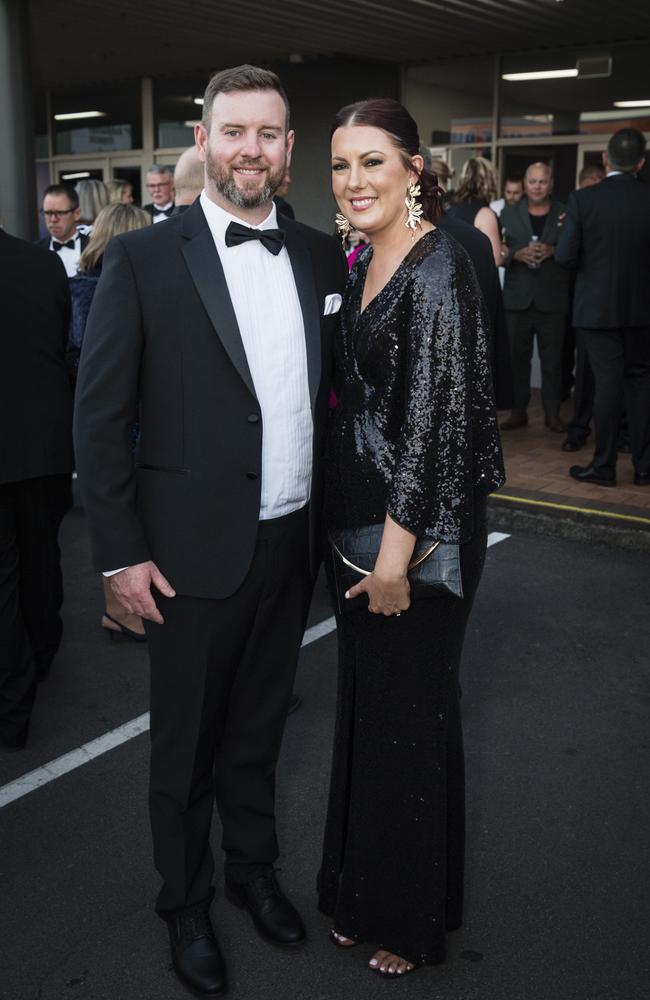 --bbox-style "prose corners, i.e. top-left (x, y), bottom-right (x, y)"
top-left (328, 524), bottom-right (463, 615)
